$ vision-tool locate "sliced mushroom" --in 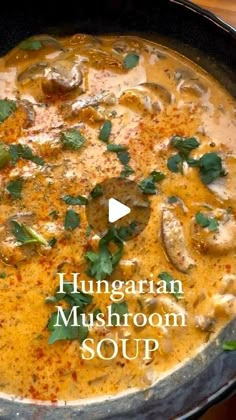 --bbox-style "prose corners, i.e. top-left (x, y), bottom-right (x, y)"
top-left (191, 209), bottom-right (236, 255)
top-left (18, 100), bottom-right (36, 128)
top-left (161, 208), bottom-right (195, 273)
top-left (42, 59), bottom-right (83, 95)
top-left (61, 92), bottom-right (116, 119)
top-left (119, 83), bottom-right (173, 114)
top-left (17, 63), bottom-right (47, 84)
top-left (80, 48), bottom-right (124, 71)
top-left (212, 293), bottom-right (236, 316)
top-left (195, 315), bottom-right (215, 332)
top-left (207, 154), bottom-right (236, 202)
